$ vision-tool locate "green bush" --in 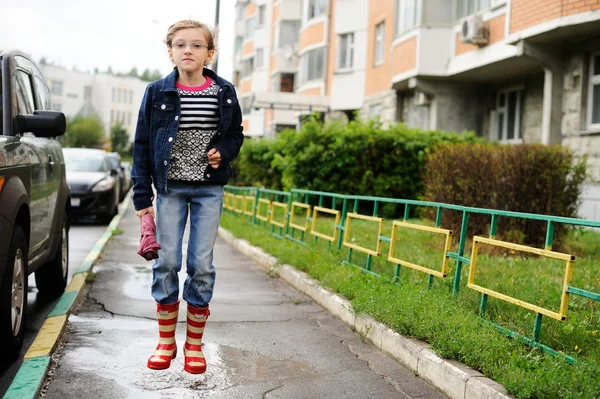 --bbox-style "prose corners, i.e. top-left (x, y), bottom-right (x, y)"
top-left (423, 143), bottom-right (587, 247)
top-left (233, 115), bottom-right (481, 204)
